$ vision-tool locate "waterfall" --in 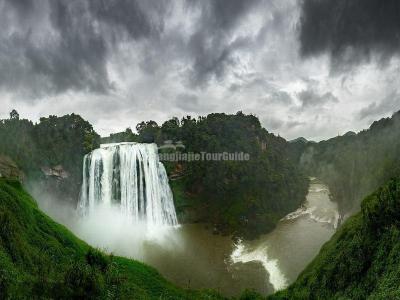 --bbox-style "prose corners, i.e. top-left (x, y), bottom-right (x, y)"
top-left (78, 142), bottom-right (178, 227)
